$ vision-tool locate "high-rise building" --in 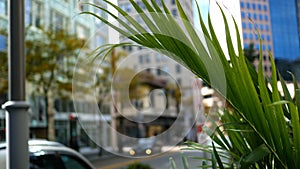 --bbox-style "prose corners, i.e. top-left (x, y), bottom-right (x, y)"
top-left (297, 0), bottom-right (300, 42)
top-left (270, 0), bottom-right (300, 61)
top-left (239, 0), bottom-right (273, 76)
